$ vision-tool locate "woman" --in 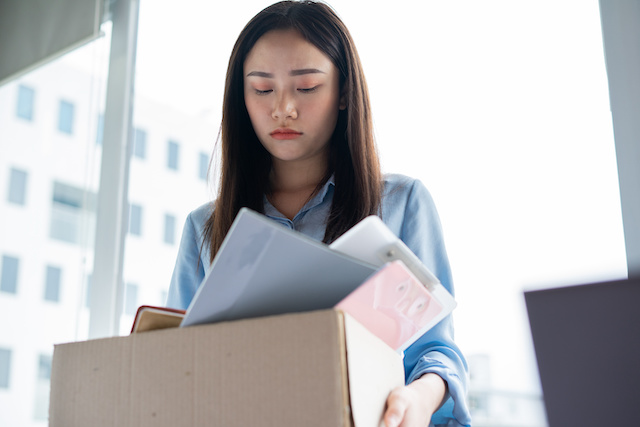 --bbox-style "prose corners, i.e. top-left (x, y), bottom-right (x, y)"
top-left (167, 1), bottom-right (471, 426)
